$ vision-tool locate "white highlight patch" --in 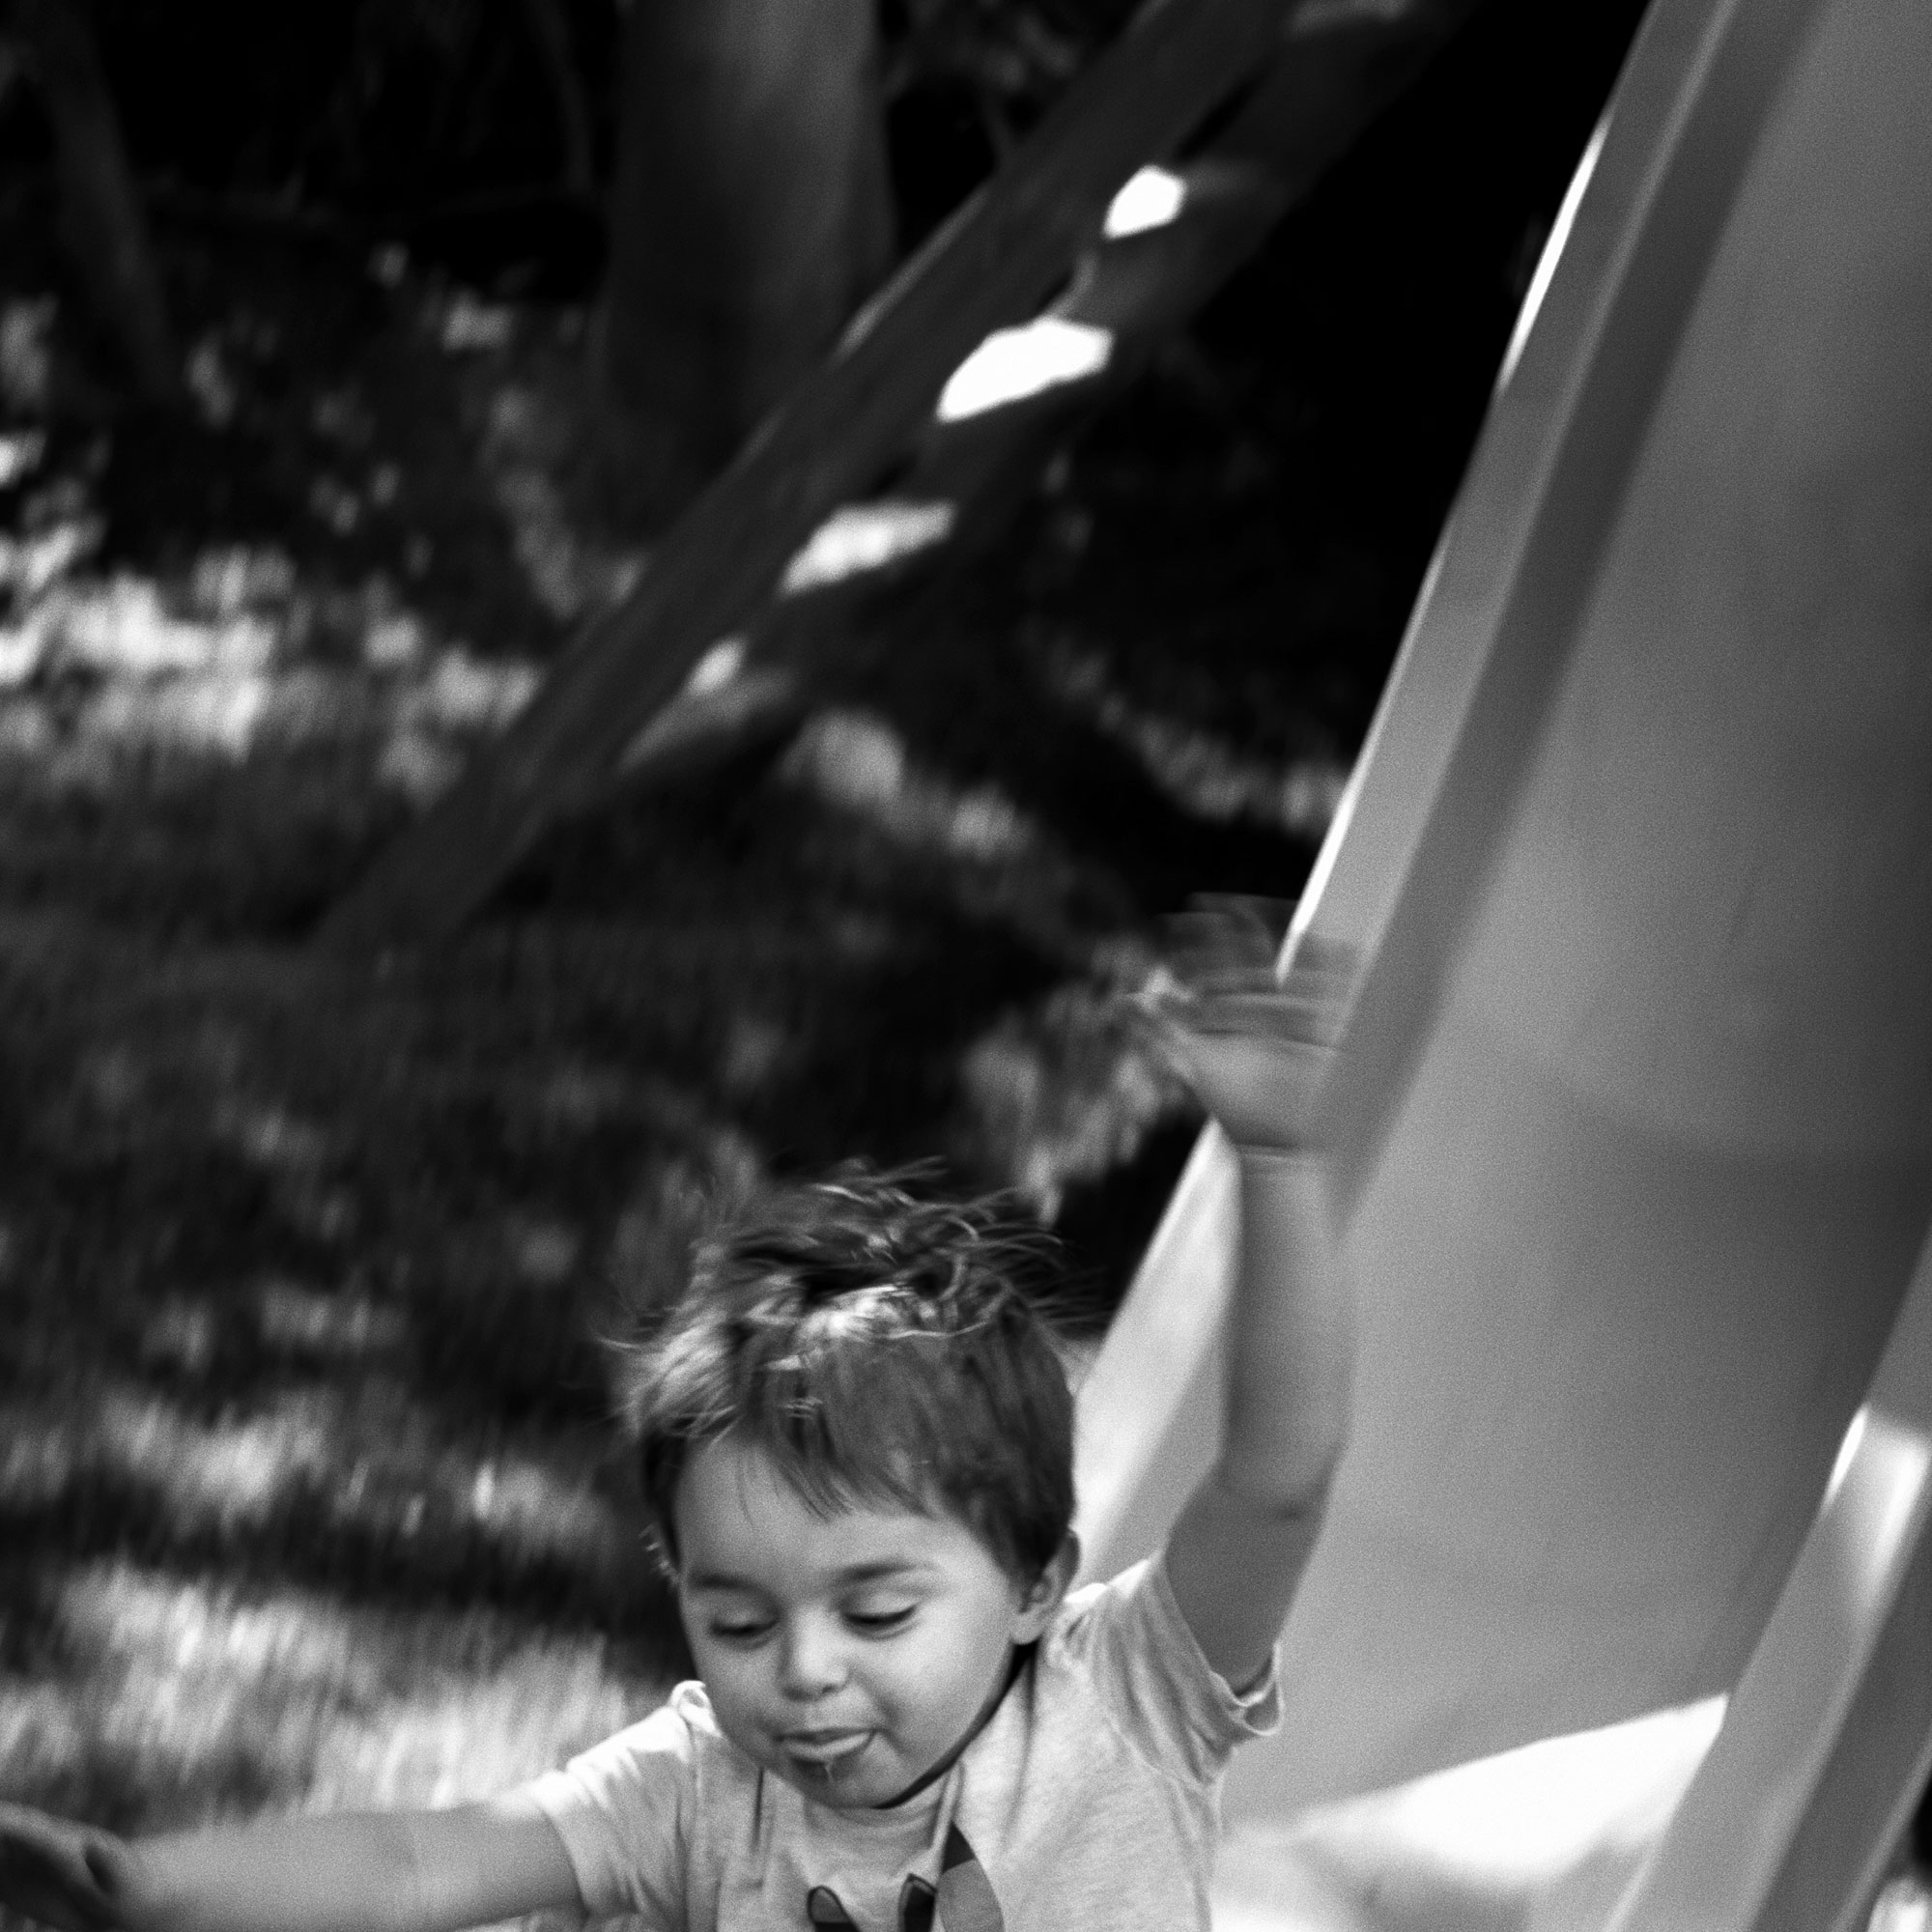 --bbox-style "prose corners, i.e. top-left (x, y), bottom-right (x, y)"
top-left (401, 647), bottom-right (540, 731)
top-left (1213, 1696), bottom-right (1728, 1929)
top-left (1499, 116), bottom-right (1608, 390)
top-left (440, 291), bottom-right (515, 354)
top-left (1322, 1696), bottom-right (1728, 1884)
top-left (781, 500), bottom-right (955, 594)
top-left (0, 429), bottom-right (46, 488)
top-left (1873, 1875), bottom-right (1932, 1932)
top-left (936, 319), bottom-right (1114, 423)
top-left (1103, 166), bottom-right (1187, 240)
top-left (781, 710), bottom-right (1032, 862)
top-left (1827, 1404), bottom-right (1869, 1506)
top-left (687, 636), bottom-right (748, 696)
top-left (0, 631), bottom-right (41, 686)
top-left (1841, 1406), bottom-right (1932, 1609)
